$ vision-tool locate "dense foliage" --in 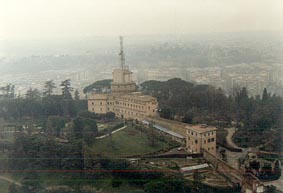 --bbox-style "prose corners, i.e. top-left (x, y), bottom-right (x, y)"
top-left (141, 78), bottom-right (283, 130)
top-left (83, 79), bottom-right (112, 93)
top-left (0, 80), bottom-right (87, 120)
